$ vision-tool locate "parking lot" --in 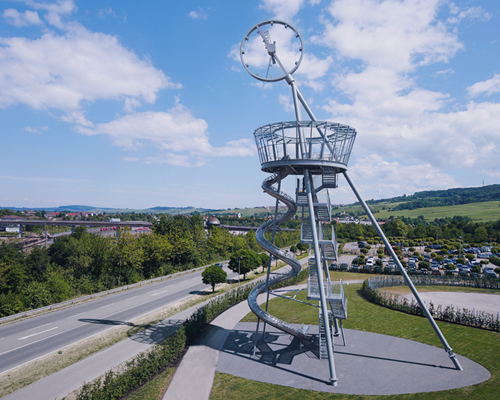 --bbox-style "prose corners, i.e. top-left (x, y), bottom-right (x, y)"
top-left (330, 242), bottom-right (499, 279)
